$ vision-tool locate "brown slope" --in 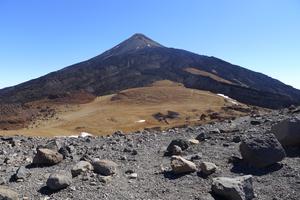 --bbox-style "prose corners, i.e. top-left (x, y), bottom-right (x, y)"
top-left (0, 80), bottom-right (255, 136)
